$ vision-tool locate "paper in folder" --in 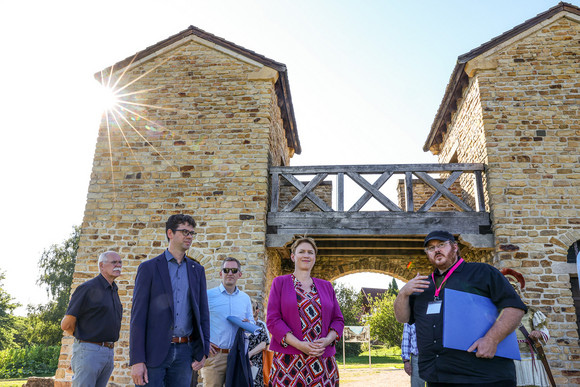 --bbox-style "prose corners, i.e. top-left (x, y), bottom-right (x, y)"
top-left (227, 316), bottom-right (262, 335)
top-left (443, 288), bottom-right (520, 360)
